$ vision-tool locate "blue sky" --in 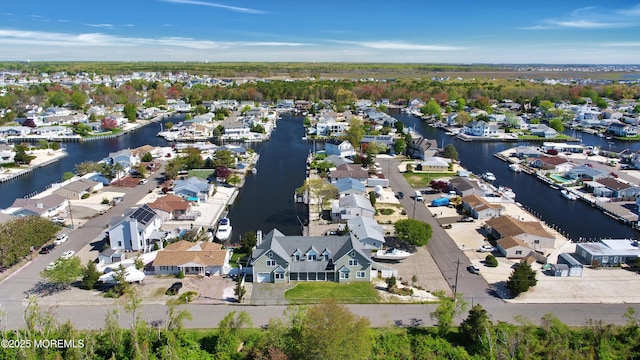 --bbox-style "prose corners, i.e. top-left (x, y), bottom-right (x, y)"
top-left (1, 1), bottom-right (639, 63)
